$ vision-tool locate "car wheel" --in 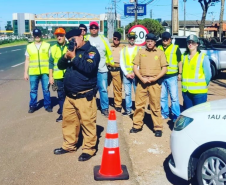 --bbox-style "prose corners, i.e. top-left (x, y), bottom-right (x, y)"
top-left (210, 62), bottom-right (216, 80)
top-left (196, 147), bottom-right (226, 185)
